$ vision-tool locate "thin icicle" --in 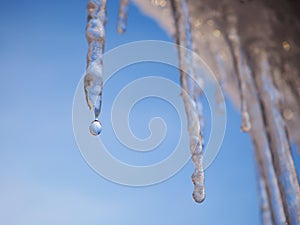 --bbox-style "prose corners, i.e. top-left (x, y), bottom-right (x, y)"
top-left (182, 0), bottom-right (206, 203)
top-left (84, 0), bottom-right (107, 122)
top-left (118, 0), bottom-right (130, 34)
top-left (224, 8), bottom-right (251, 132)
top-left (171, 0), bottom-right (205, 203)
